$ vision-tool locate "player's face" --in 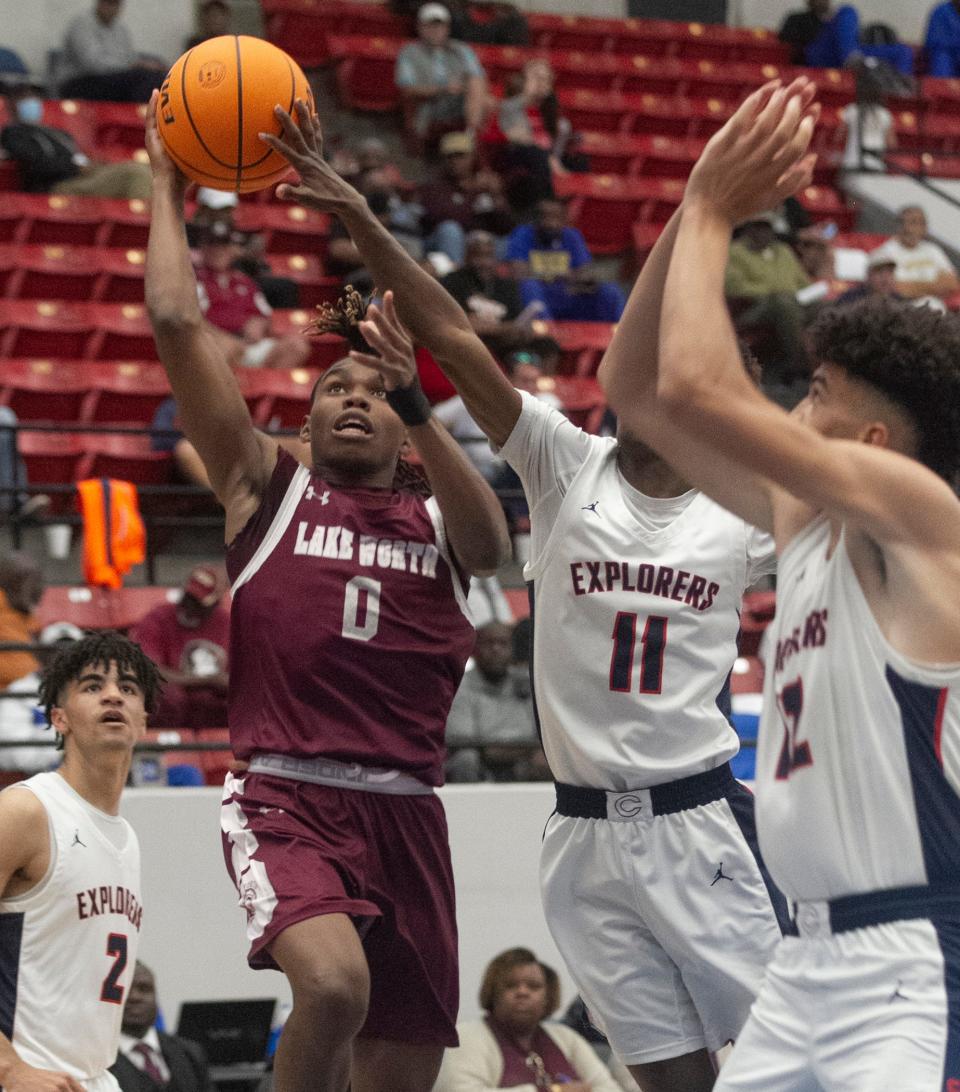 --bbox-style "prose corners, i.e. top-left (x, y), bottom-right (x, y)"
top-left (492, 963), bottom-right (549, 1031)
top-left (52, 661), bottom-right (148, 755)
top-left (795, 362), bottom-right (878, 442)
top-left (304, 360), bottom-right (406, 479)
